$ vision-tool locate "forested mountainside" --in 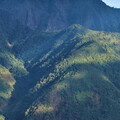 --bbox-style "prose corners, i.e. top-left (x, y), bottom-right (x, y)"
top-left (0, 0), bottom-right (120, 120)
top-left (0, 25), bottom-right (120, 120)
top-left (0, 0), bottom-right (120, 32)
